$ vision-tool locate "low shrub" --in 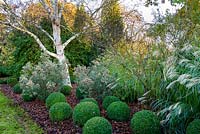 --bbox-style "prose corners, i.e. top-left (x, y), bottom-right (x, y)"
top-left (13, 83), bottom-right (22, 94)
top-left (186, 119), bottom-right (200, 134)
top-left (0, 78), bottom-right (7, 84)
top-left (19, 54), bottom-right (69, 101)
top-left (45, 92), bottom-right (66, 108)
top-left (49, 102), bottom-right (72, 122)
top-left (74, 64), bottom-right (117, 100)
top-left (76, 87), bottom-right (85, 100)
top-left (80, 98), bottom-right (98, 105)
top-left (131, 110), bottom-right (160, 134)
top-left (107, 101), bottom-right (130, 121)
top-left (73, 102), bottom-right (100, 126)
top-left (36, 88), bottom-right (50, 101)
top-left (102, 96), bottom-right (120, 110)
top-left (7, 77), bottom-right (18, 86)
top-left (59, 85), bottom-right (72, 96)
top-left (83, 117), bottom-right (112, 134)
top-left (20, 79), bottom-right (38, 102)
top-left (21, 90), bottom-right (36, 102)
